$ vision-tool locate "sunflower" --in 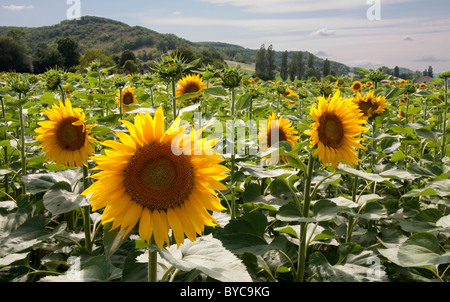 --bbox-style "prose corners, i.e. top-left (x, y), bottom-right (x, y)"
top-left (284, 88), bottom-right (300, 106)
top-left (259, 112), bottom-right (299, 165)
top-left (351, 81), bottom-right (363, 92)
top-left (305, 91), bottom-right (367, 169)
top-left (176, 74), bottom-right (205, 102)
top-left (116, 86), bottom-right (138, 112)
top-left (35, 99), bottom-right (96, 168)
top-left (352, 91), bottom-right (387, 119)
top-left (82, 107), bottom-right (228, 249)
